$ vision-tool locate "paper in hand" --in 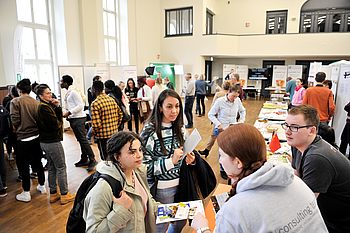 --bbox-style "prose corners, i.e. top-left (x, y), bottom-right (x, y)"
top-left (183, 128), bottom-right (202, 155)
